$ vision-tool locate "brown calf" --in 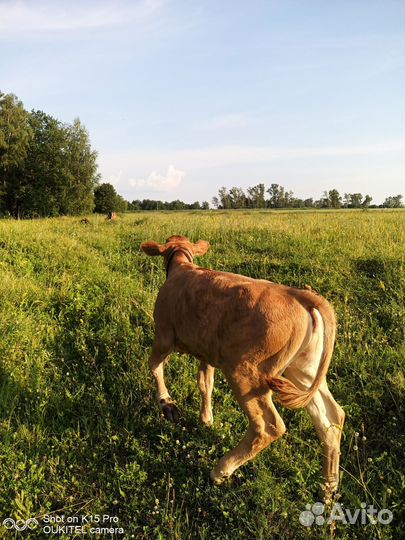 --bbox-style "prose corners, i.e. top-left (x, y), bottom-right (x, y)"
top-left (141, 235), bottom-right (345, 495)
